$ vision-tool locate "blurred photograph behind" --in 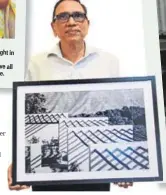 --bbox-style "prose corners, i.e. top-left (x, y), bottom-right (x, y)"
top-left (158, 0), bottom-right (166, 114)
top-left (0, 0), bottom-right (16, 39)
